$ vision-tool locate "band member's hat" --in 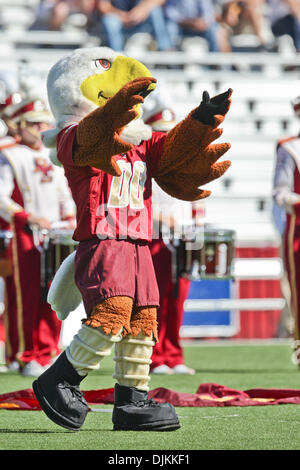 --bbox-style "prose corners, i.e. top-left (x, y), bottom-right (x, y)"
top-left (9, 99), bottom-right (53, 124)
